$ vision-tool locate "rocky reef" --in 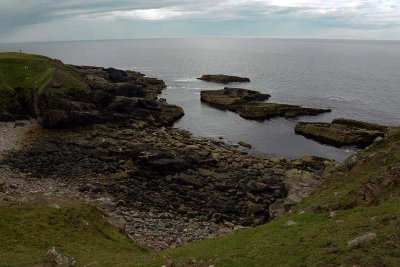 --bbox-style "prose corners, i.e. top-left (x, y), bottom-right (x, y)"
top-left (198, 74), bottom-right (250, 84)
top-left (295, 118), bottom-right (388, 148)
top-left (36, 66), bottom-right (184, 128)
top-left (0, 53), bottom-right (183, 128)
top-left (201, 88), bottom-right (331, 120)
top-left (200, 87), bottom-right (270, 107)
